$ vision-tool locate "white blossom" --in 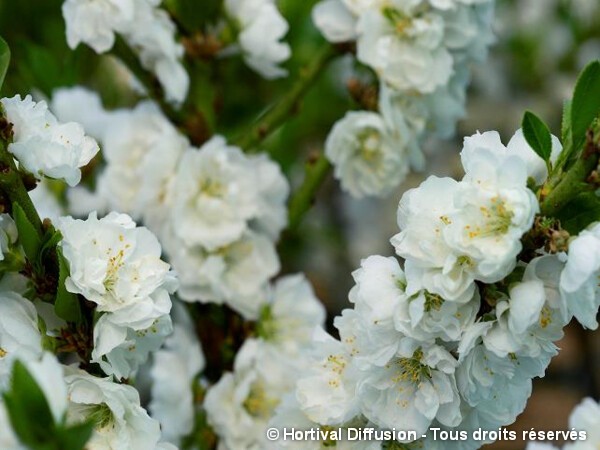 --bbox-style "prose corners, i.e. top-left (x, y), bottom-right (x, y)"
top-left (0, 292), bottom-right (43, 388)
top-left (224, 0), bottom-right (291, 79)
top-left (563, 398), bottom-right (600, 450)
top-left (325, 111), bottom-right (410, 198)
top-left (171, 230), bottom-right (279, 320)
top-left (357, 340), bottom-right (461, 439)
top-left (51, 86), bottom-right (113, 139)
top-left (1, 95), bottom-right (99, 186)
top-left (560, 222), bottom-right (600, 330)
top-left (65, 367), bottom-right (163, 450)
top-left (312, 0), bottom-right (358, 43)
top-left (149, 303), bottom-right (205, 445)
top-left (356, 2), bottom-right (453, 94)
top-left (205, 339), bottom-right (295, 450)
top-left (57, 212), bottom-right (177, 378)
